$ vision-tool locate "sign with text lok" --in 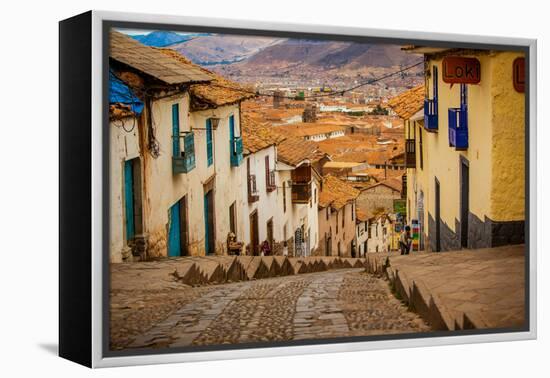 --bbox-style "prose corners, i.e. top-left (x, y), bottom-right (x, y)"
top-left (442, 57), bottom-right (481, 84)
top-left (513, 57), bottom-right (525, 93)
